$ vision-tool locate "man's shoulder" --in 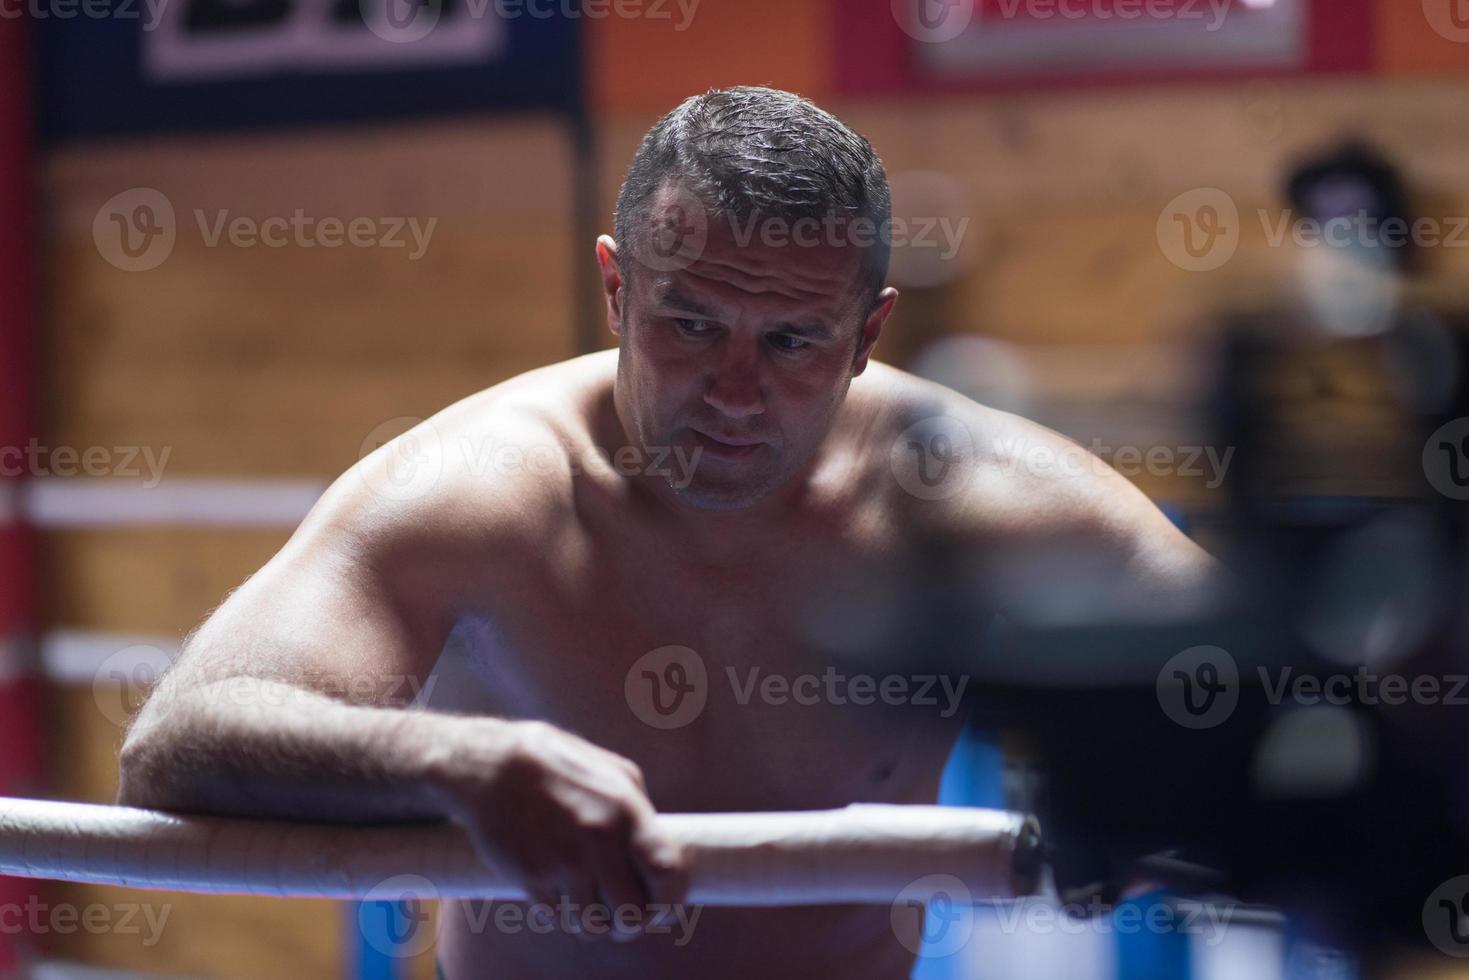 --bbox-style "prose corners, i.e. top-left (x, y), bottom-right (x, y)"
top-left (859, 360), bottom-right (1148, 538)
top-left (432, 349), bottom-right (615, 443)
top-left (865, 360), bottom-right (1219, 620)
top-left (418, 349), bottom-right (617, 502)
top-left (855, 361), bottom-right (1083, 501)
top-left (315, 352), bottom-right (615, 547)
top-left (437, 346), bottom-right (616, 431)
